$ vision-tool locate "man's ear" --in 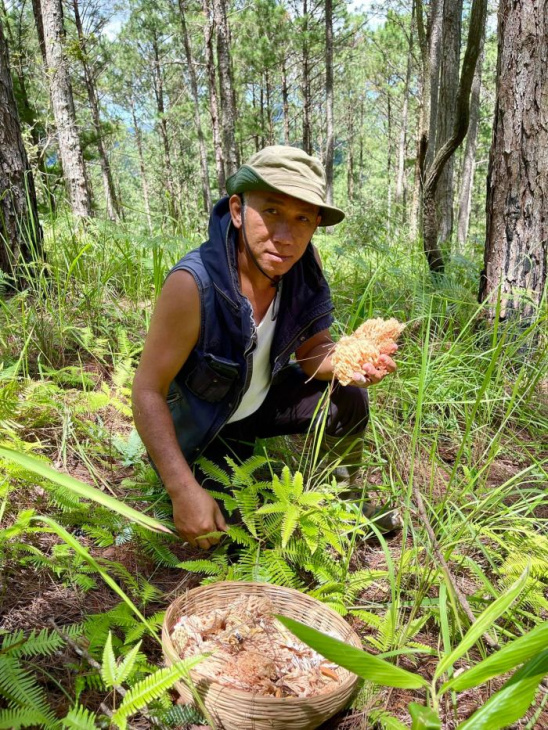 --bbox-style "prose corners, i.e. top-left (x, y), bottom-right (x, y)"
top-left (228, 194), bottom-right (243, 229)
